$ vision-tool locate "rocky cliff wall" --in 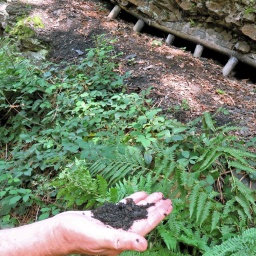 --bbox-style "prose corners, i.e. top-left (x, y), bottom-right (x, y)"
top-left (112, 0), bottom-right (256, 67)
